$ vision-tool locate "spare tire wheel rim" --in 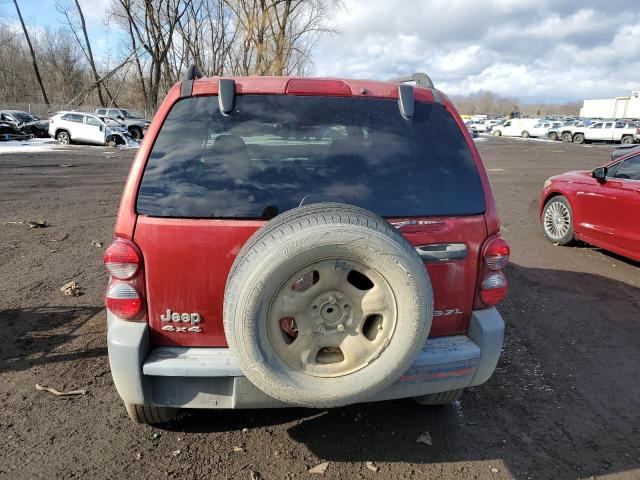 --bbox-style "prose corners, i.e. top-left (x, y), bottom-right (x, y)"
top-left (267, 258), bottom-right (397, 378)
